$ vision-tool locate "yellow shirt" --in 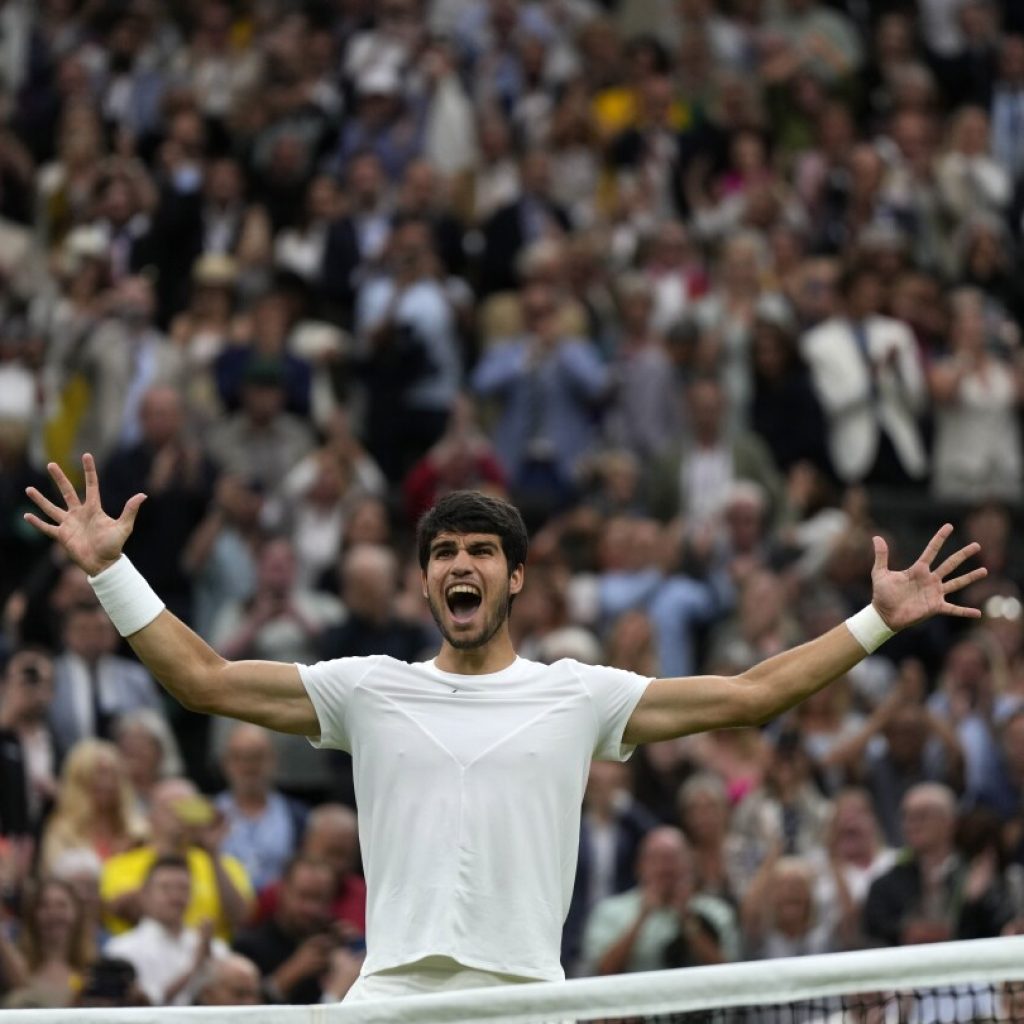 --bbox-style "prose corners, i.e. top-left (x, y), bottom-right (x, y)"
top-left (100, 845), bottom-right (254, 942)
